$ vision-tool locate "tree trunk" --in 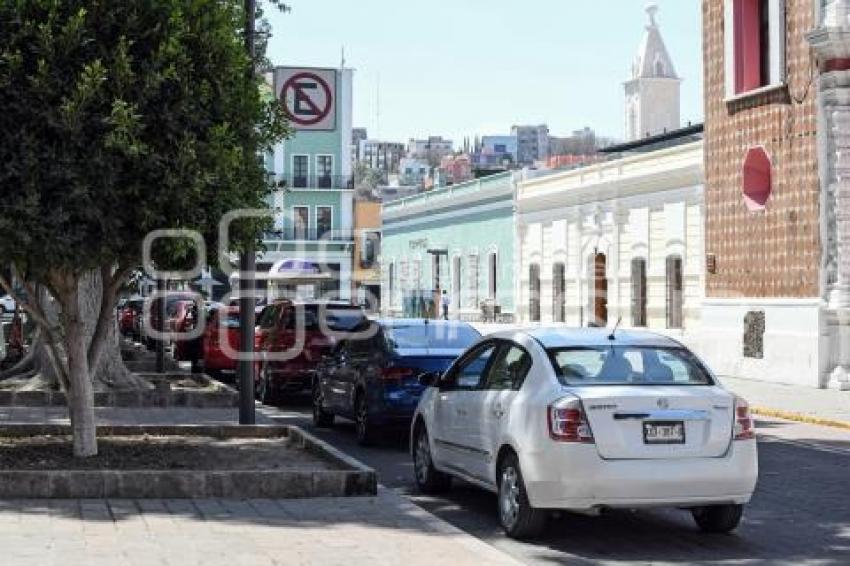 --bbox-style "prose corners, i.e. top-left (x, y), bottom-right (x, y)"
top-left (60, 278), bottom-right (98, 458)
